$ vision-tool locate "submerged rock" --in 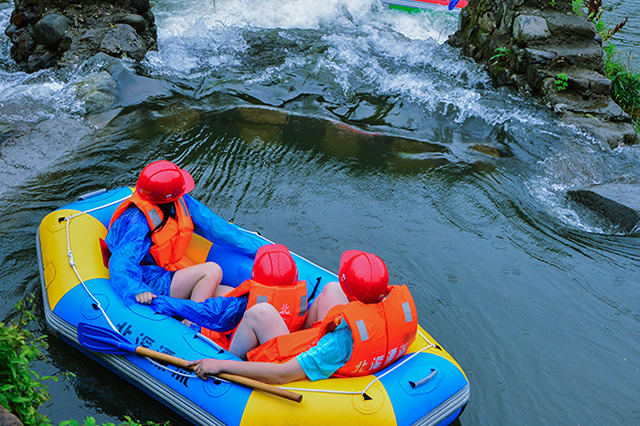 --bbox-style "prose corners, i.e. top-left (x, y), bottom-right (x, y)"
top-left (72, 53), bottom-right (173, 119)
top-left (568, 184), bottom-right (640, 232)
top-left (74, 70), bottom-right (118, 113)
